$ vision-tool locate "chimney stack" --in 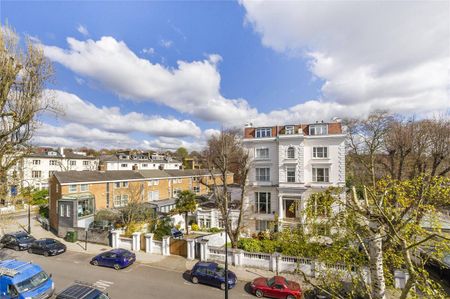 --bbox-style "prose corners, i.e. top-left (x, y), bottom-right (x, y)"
top-left (59, 147), bottom-right (65, 157)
